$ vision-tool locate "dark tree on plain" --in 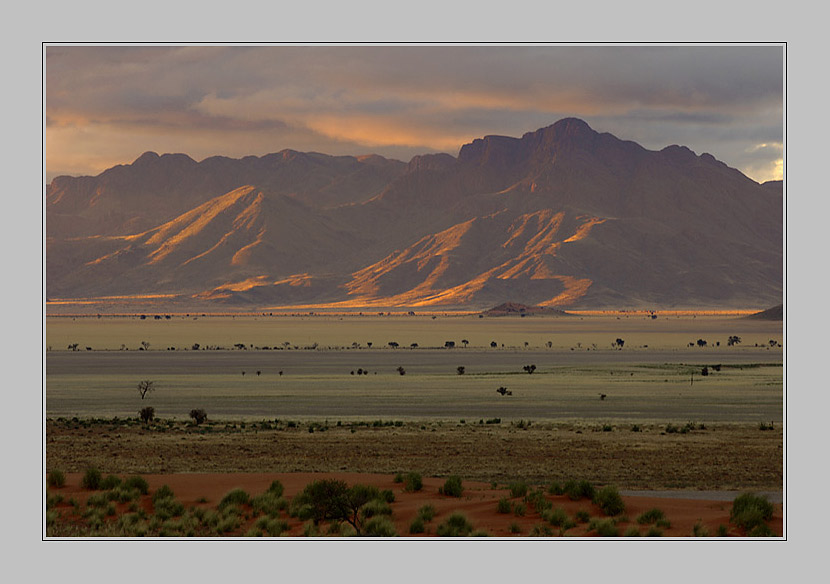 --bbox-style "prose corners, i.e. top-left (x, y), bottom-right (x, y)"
top-left (190, 409), bottom-right (207, 425)
top-left (457, 366), bottom-right (465, 375)
top-left (137, 380), bottom-right (155, 400)
top-left (397, 366), bottom-right (406, 375)
top-left (139, 406), bottom-right (155, 423)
